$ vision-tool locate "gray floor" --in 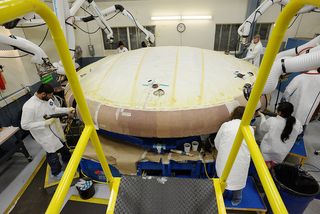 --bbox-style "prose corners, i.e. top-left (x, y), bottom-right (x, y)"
top-left (0, 135), bottom-right (42, 193)
top-left (0, 135), bottom-right (45, 213)
top-left (301, 120), bottom-right (320, 214)
top-left (9, 161), bottom-right (107, 214)
top-left (0, 121), bottom-right (320, 213)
